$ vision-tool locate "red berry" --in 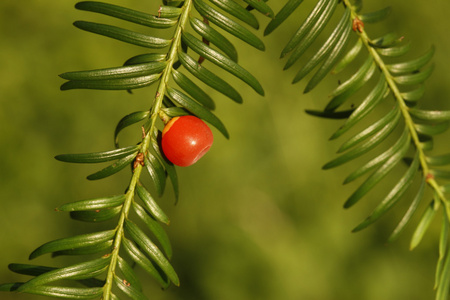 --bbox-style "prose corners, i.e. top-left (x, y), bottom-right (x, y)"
top-left (161, 116), bottom-right (214, 167)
